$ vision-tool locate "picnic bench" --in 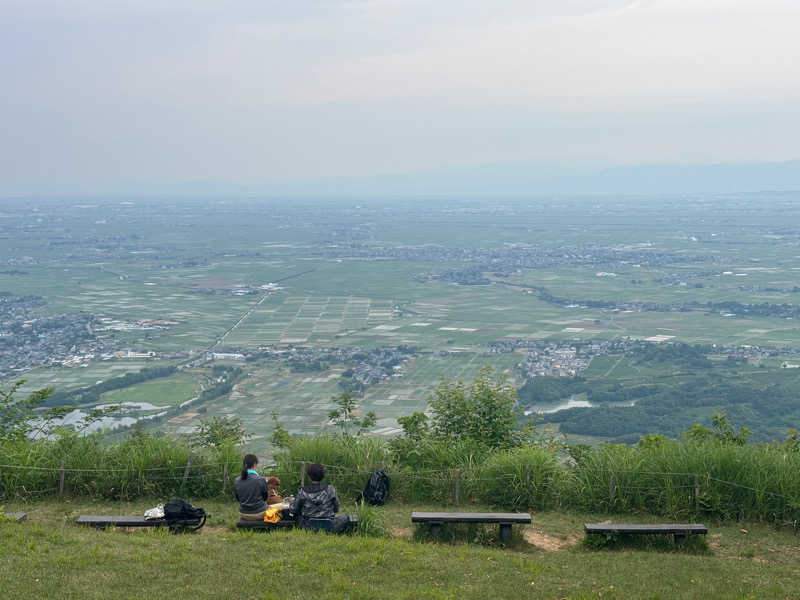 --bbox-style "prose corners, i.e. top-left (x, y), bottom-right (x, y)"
top-left (76, 514), bottom-right (206, 532)
top-left (584, 523), bottom-right (708, 545)
top-left (411, 512), bottom-right (531, 544)
top-left (236, 515), bottom-right (358, 533)
top-left (4, 512), bottom-right (26, 523)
